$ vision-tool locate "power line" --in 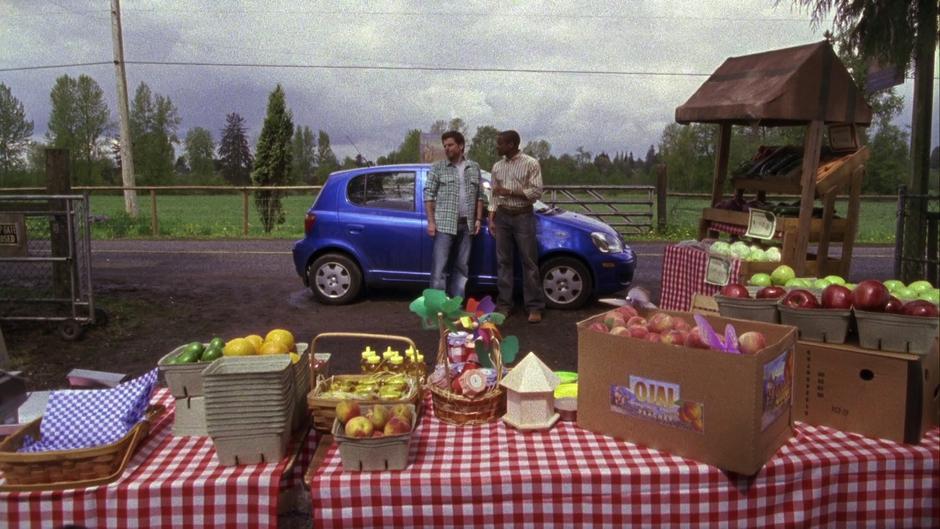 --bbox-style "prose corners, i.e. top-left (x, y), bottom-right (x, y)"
top-left (0, 61), bottom-right (112, 73)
